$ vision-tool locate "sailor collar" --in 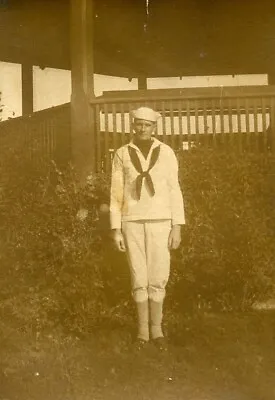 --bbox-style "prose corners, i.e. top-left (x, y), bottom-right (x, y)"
top-left (128, 137), bottom-right (162, 154)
